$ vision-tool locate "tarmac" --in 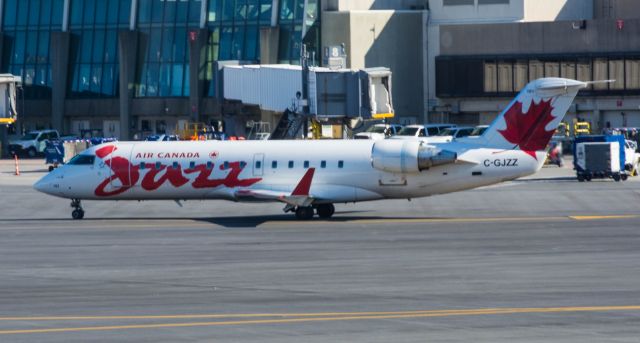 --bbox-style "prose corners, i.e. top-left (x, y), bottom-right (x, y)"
top-left (0, 157), bottom-right (639, 342)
